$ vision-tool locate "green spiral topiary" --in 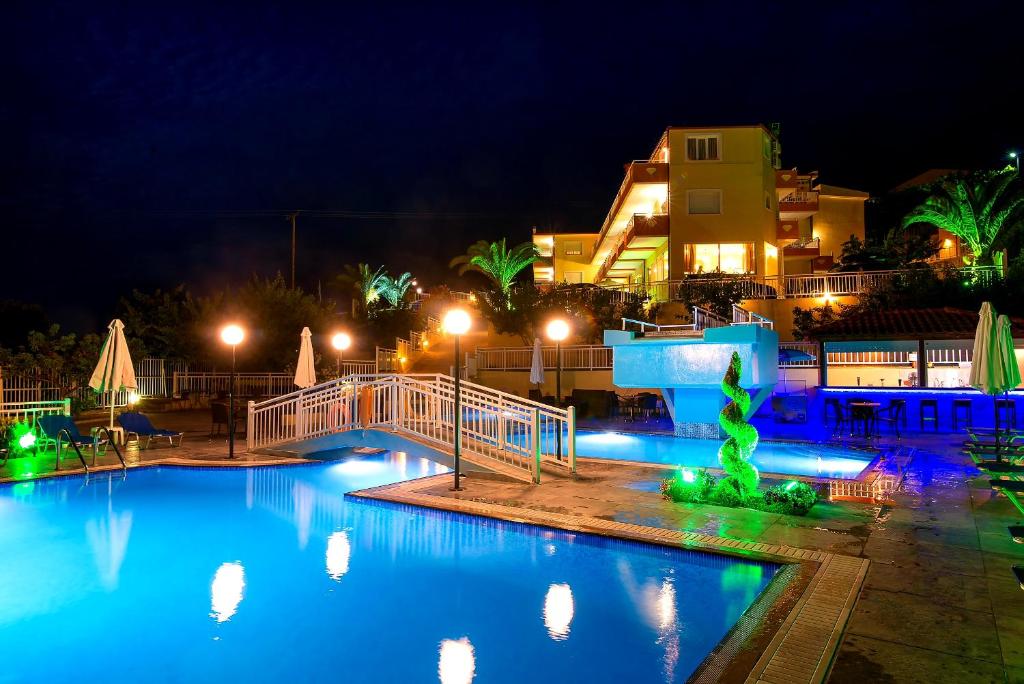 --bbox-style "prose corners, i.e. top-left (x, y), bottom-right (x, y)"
top-left (718, 351), bottom-right (760, 499)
